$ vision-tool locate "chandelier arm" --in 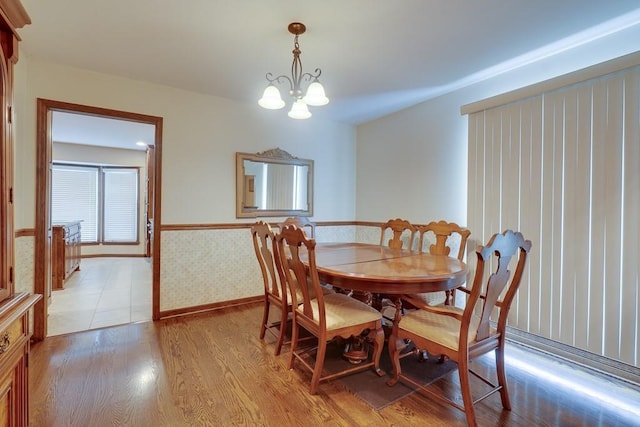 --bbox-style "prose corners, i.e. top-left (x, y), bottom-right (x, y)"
top-left (265, 72), bottom-right (294, 92)
top-left (301, 68), bottom-right (322, 83)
